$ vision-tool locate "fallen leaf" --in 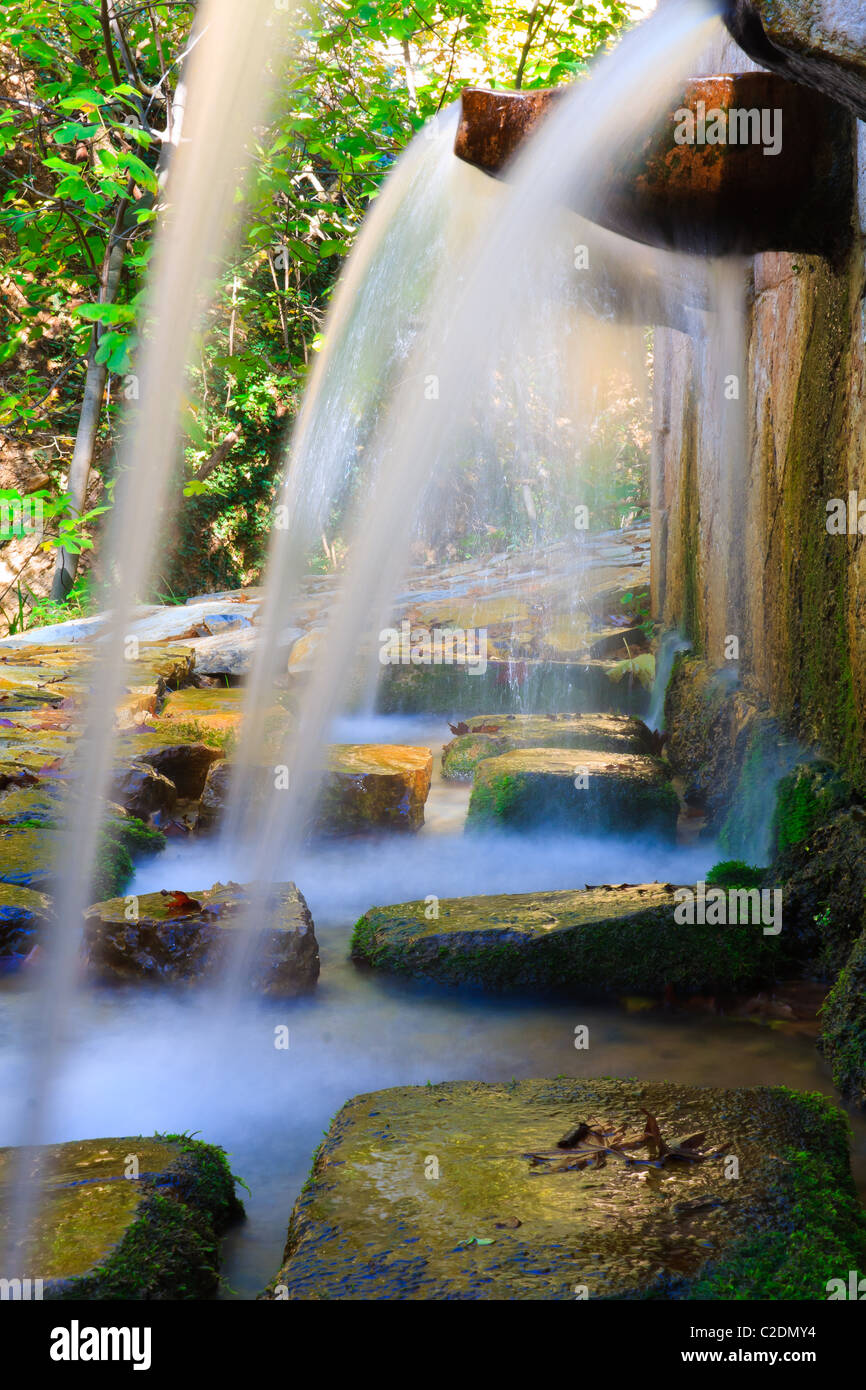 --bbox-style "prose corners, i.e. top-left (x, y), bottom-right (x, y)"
top-left (160, 890), bottom-right (202, 917)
